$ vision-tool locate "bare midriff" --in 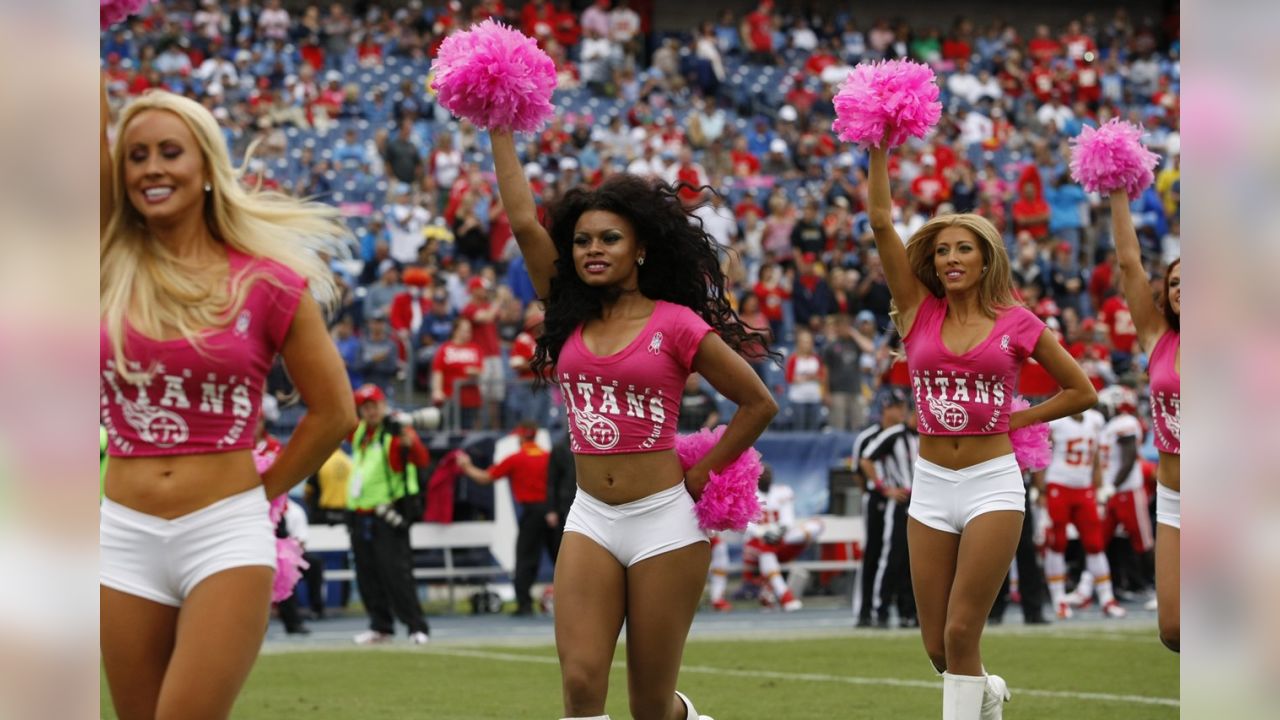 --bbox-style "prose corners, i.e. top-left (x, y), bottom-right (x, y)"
top-left (919, 433), bottom-right (1016, 471)
top-left (104, 450), bottom-right (262, 519)
top-left (1156, 451), bottom-right (1180, 493)
top-left (573, 448), bottom-right (688, 504)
